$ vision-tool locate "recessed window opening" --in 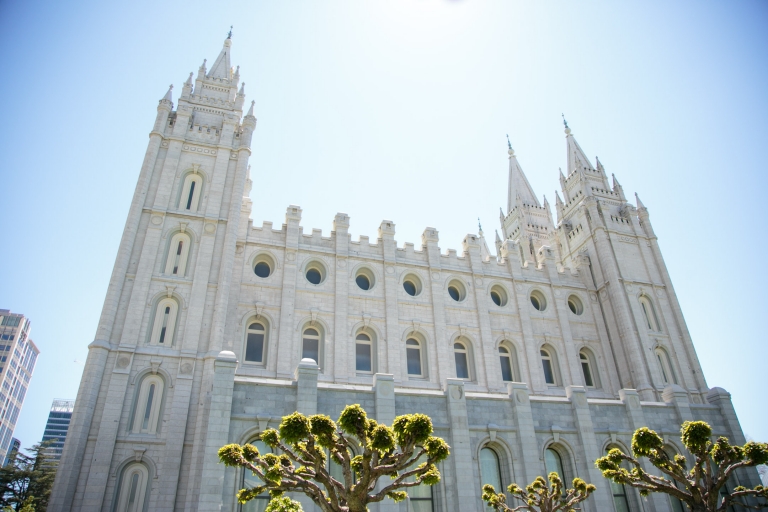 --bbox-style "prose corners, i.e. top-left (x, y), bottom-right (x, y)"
top-left (490, 285), bottom-right (507, 307)
top-left (545, 448), bottom-right (565, 479)
top-left (406, 338), bottom-right (423, 377)
top-left (185, 181), bottom-right (196, 210)
top-left (541, 349), bottom-right (557, 385)
top-left (663, 447), bottom-right (686, 512)
top-left (115, 463), bottom-right (149, 512)
top-left (403, 280), bottom-right (416, 296)
top-left (568, 295), bottom-right (584, 315)
top-left (580, 351), bottom-right (595, 388)
top-left (606, 445), bottom-right (632, 512)
top-left (480, 447), bottom-right (502, 492)
top-left (132, 374), bottom-right (164, 434)
top-left (355, 333), bottom-right (373, 373)
top-left (655, 347), bottom-right (677, 385)
top-left (499, 344), bottom-right (519, 382)
top-left (639, 296), bottom-right (660, 331)
top-left (254, 262), bottom-right (270, 278)
top-left (158, 307), bottom-right (171, 344)
top-left (402, 274), bottom-right (422, 297)
top-left (356, 275), bottom-right (370, 290)
top-left (447, 279), bottom-right (466, 302)
top-left (302, 328), bottom-right (320, 365)
top-left (454, 341), bottom-right (470, 380)
top-left (530, 290), bottom-right (547, 311)
top-left (164, 233), bottom-right (191, 277)
top-left (172, 241), bottom-right (183, 275)
top-left (149, 298), bottom-right (178, 346)
top-left (245, 322), bottom-right (265, 363)
top-left (242, 439), bottom-right (272, 510)
top-left (406, 454), bottom-right (434, 511)
top-left (179, 173), bottom-right (202, 212)
top-left (306, 268), bottom-right (321, 284)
